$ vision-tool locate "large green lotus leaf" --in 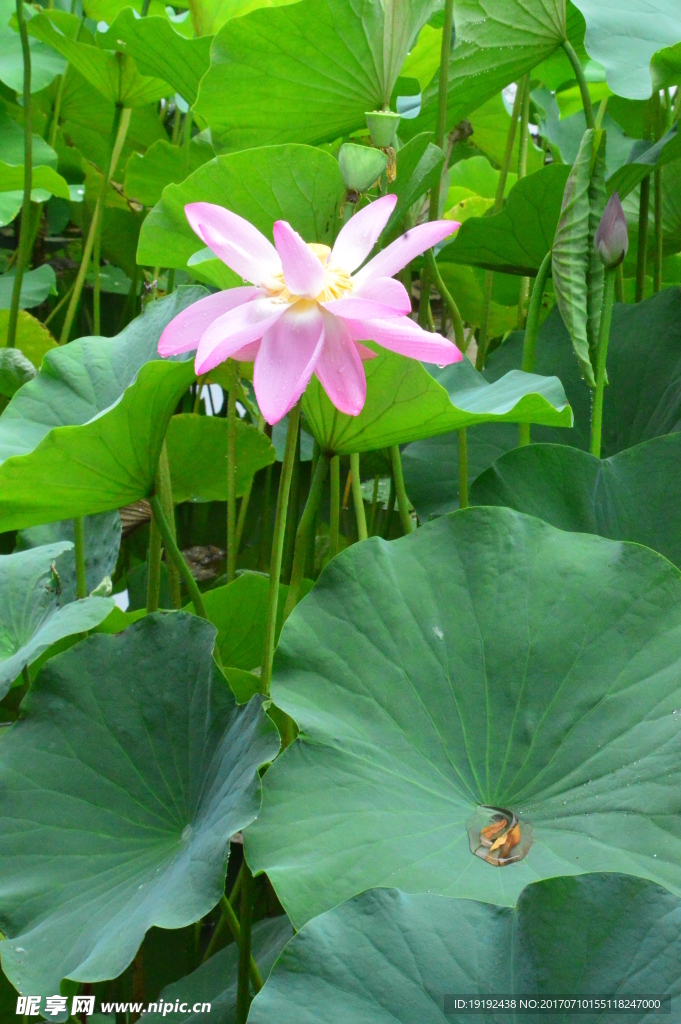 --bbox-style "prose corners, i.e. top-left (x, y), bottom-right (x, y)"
top-left (0, 288), bottom-right (207, 531)
top-left (197, 0), bottom-right (301, 36)
top-left (439, 164), bottom-right (570, 275)
top-left (194, 0), bottom-right (440, 151)
top-left (166, 414), bottom-right (275, 504)
top-left (0, 265), bottom-right (57, 310)
top-left (302, 347), bottom-right (571, 456)
top-left (0, 541), bottom-right (113, 698)
top-left (0, 163), bottom-right (69, 201)
top-left (0, 613), bottom-right (280, 999)
top-left (380, 133), bottom-right (444, 242)
top-left (124, 137), bottom-right (214, 208)
top-left (471, 435), bottom-right (681, 570)
top-left (145, 917), bottom-right (293, 1024)
top-left (137, 146), bottom-right (344, 273)
top-left (16, 511), bottom-right (122, 602)
top-left (250, 877), bottom-right (681, 1023)
top-left (98, 10), bottom-right (212, 105)
top-left (485, 289), bottom-right (681, 456)
top-left (571, 0), bottom-right (681, 100)
top-left (403, 0), bottom-right (566, 143)
top-left (0, 0), bottom-right (65, 93)
top-left (607, 123), bottom-right (681, 200)
top-left (0, 106), bottom-right (58, 170)
top-left (247, 507), bottom-right (681, 926)
top-left (24, 10), bottom-right (171, 107)
top-left (403, 421), bottom-right (520, 519)
top-left (0, 310), bottom-right (57, 368)
top-left (187, 573), bottom-right (296, 671)
top-left (403, 290), bottom-right (681, 518)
